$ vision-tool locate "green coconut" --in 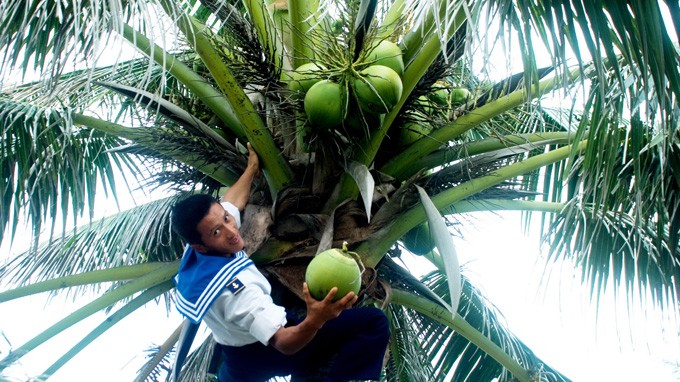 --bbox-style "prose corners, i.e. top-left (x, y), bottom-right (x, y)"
top-left (397, 121), bottom-right (433, 147)
top-left (366, 40), bottom-right (404, 76)
top-left (450, 87), bottom-right (471, 105)
top-left (343, 98), bottom-right (383, 136)
top-left (353, 65), bottom-right (403, 114)
top-left (289, 62), bottom-right (326, 94)
top-left (428, 87), bottom-right (450, 106)
top-left (304, 80), bottom-right (345, 128)
top-left (305, 243), bottom-right (362, 301)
